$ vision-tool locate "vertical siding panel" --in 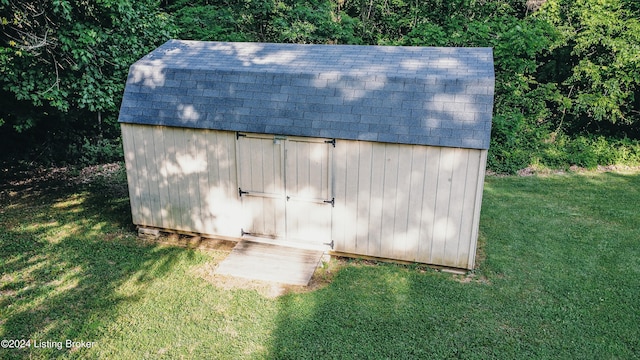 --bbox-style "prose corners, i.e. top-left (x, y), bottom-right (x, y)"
top-left (431, 147), bottom-right (454, 265)
top-left (164, 127), bottom-right (181, 230)
top-left (416, 146), bottom-right (440, 263)
top-left (205, 130), bottom-right (238, 236)
top-left (331, 138), bottom-right (348, 251)
top-left (202, 130), bottom-right (218, 235)
top-left (407, 145), bottom-right (428, 261)
top-left (137, 125), bottom-right (155, 226)
top-left (368, 142), bottom-right (386, 257)
top-left (237, 135), bottom-right (251, 191)
top-left (262, 197), bottom-right (282, 237)
top-left (132, 125), bottom-right (148, 225)
top-left (143, 126), bottom-right (161, 228)
top-left (308, 142), bottom-right (325, 198)
top-left (300, 142), bottom-right (311, 196)
top-left (193, 129), bottom-right (208, 233)
top-left (160, 129), bottom-right (172, 229)
top-left (393, 144), bottom-right (412, 260)
top-left (222, 131), bottom-right (238, 196)
top-left (380, 144), bottom-right (399, 258)
top-left (237, 135), bottom-right (258, 234)
top-left (207, 130), bottom-right (238, 235)
top-left (356, 141), bottom-right (373, 255)
top-left (170, 127), bottom-right (189, 231)
top-left (122, 124), bottom-right (142, 225)
top-left (247, 137), bottom-right (263, 233)
top-left (272, 139), bottom-right (285, 236)
top-left (285, 139), bottom-right (331, 244)
top-left (456, 149), bottom-right (483, 269)
top-left (131, 125), bottom-right (152, 226)
top-left (467, 150), bottom-right (488, 269)
top-left (342, 140), bottom-right (360, 253)
top-left (237, 135), bottom-right (285, 238)
top-left (323, 142), bottom-right (331, 200)
top-left (443, 148), bottom-right (469, 267)
top-left (160, 127), bottom-right (173, 230)
top-left (286, 140), bottom-right (328, 199)
top-left (181, 128), bottom-right (195, 231)
top-left (183, 128), bottom-right (200, 231)
top-left (251, 138), bottom-right (265, 192)
top-left (153, 126), bottom-right (170, 229)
